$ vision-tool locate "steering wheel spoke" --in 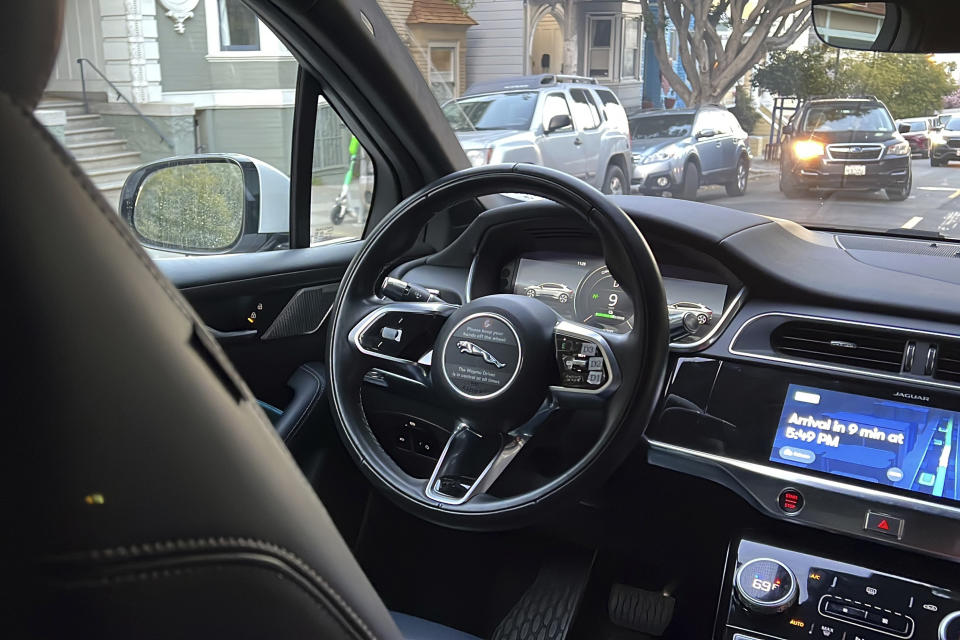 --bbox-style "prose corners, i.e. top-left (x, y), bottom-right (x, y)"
top-left (548, 320), bottom-right (623, 408)
top-left (346, 299), bottom-right (458, 387)
top-left (425, 399), bottom-right (558, 505)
